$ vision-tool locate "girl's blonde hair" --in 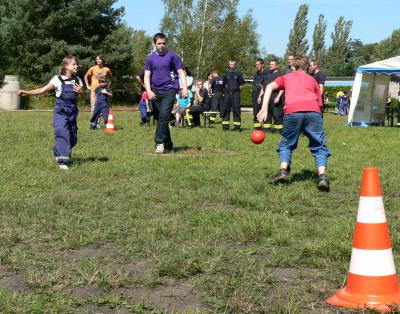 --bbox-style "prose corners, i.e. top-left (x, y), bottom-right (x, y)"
top-left (60, 56), bottom-right (79, 75)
